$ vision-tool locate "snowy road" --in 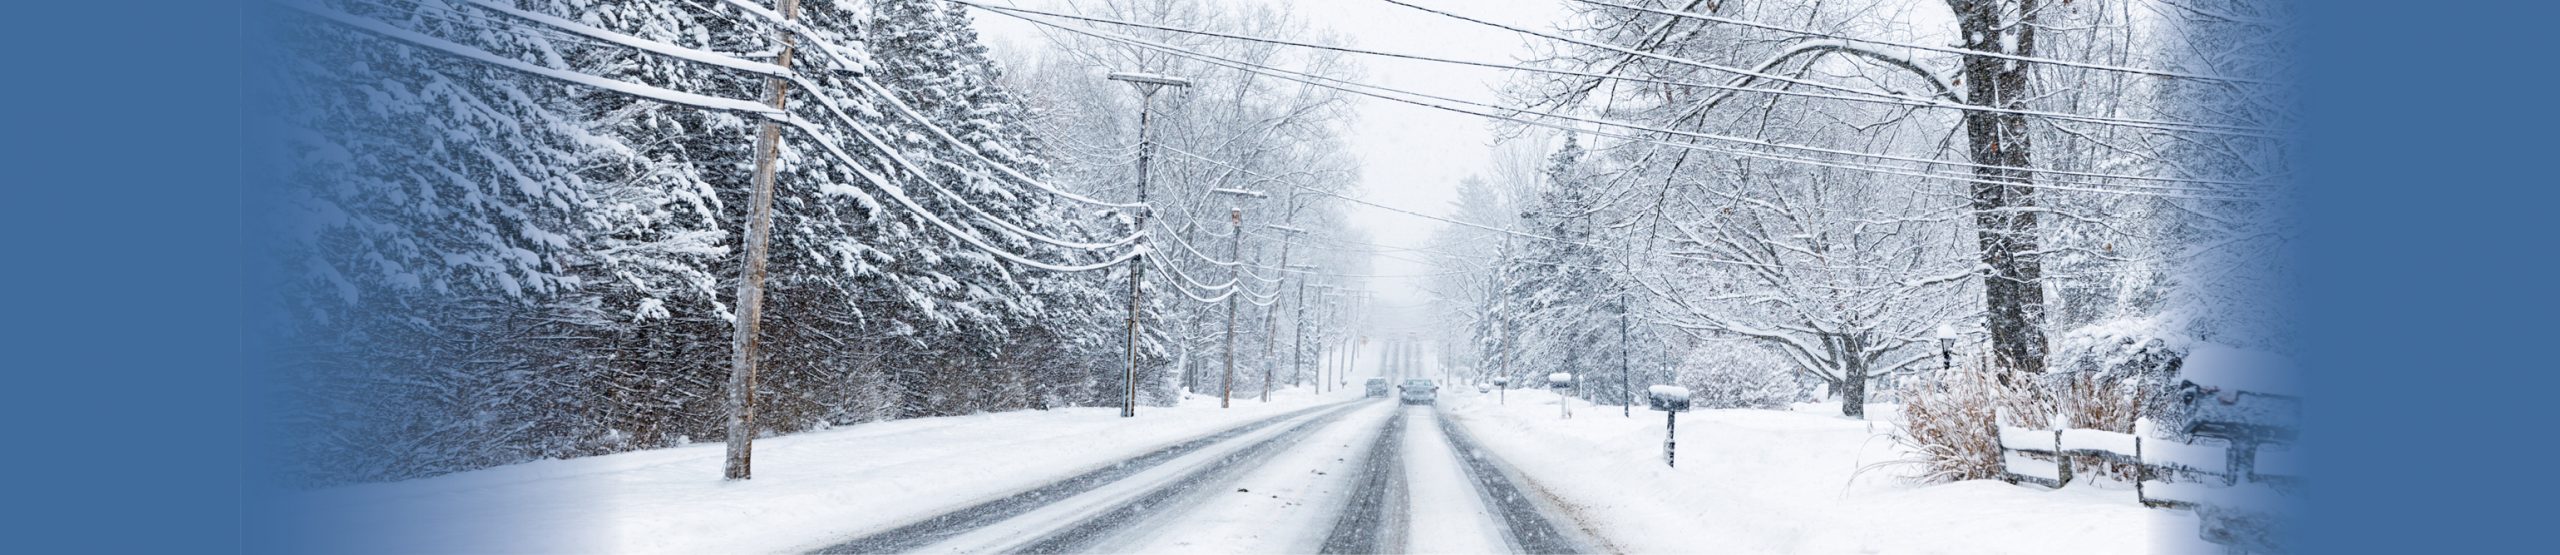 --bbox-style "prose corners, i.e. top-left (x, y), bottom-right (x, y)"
top-left (809, 399), bottom-right (1593, 554)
